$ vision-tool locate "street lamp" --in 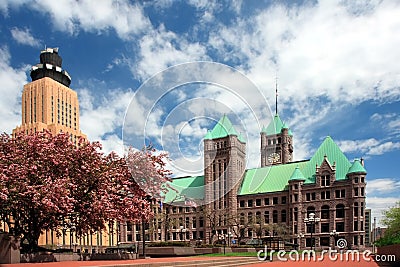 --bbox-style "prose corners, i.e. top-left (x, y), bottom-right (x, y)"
top-left (304, 212), bottom-right (320, 253)
top-left (297, 233), bottom-right (304, 250)
top-left (330, 230), bottom-right (338, 250)
top-left (223, 234), bottom-right (228, 255)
